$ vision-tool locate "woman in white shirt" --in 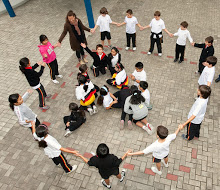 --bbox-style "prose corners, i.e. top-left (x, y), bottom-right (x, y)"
top-left (107, 47), bottom-right (121, 75)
